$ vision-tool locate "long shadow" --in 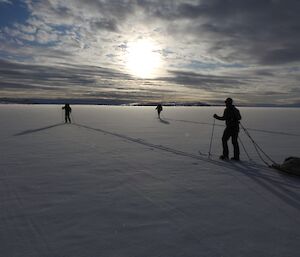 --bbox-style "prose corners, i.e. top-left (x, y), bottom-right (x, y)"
top-left (73, 122), bottom-right (300, 211)
top-left (73, 123), bottom-right (229, 169)
top-left (244, 127), bottom-right (300, 137)
top-left (166, 118), bottom-right (300, 137)
top-left (158, 117), bottom-right (170, 125)
top-left (166, 118), bottom-right (217, 127)
top-left (14, 123), bottom-right (65, 136)
top-left (72, 123), bottom-right (295, 179)
top-left (229, 161), bottom-right (300, 213)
